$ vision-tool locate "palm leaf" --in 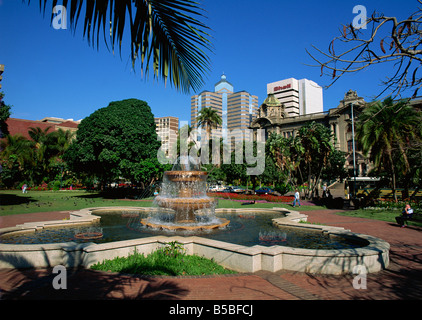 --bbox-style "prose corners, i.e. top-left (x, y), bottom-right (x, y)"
top-left (25, 0), bottom-right (212, 93)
